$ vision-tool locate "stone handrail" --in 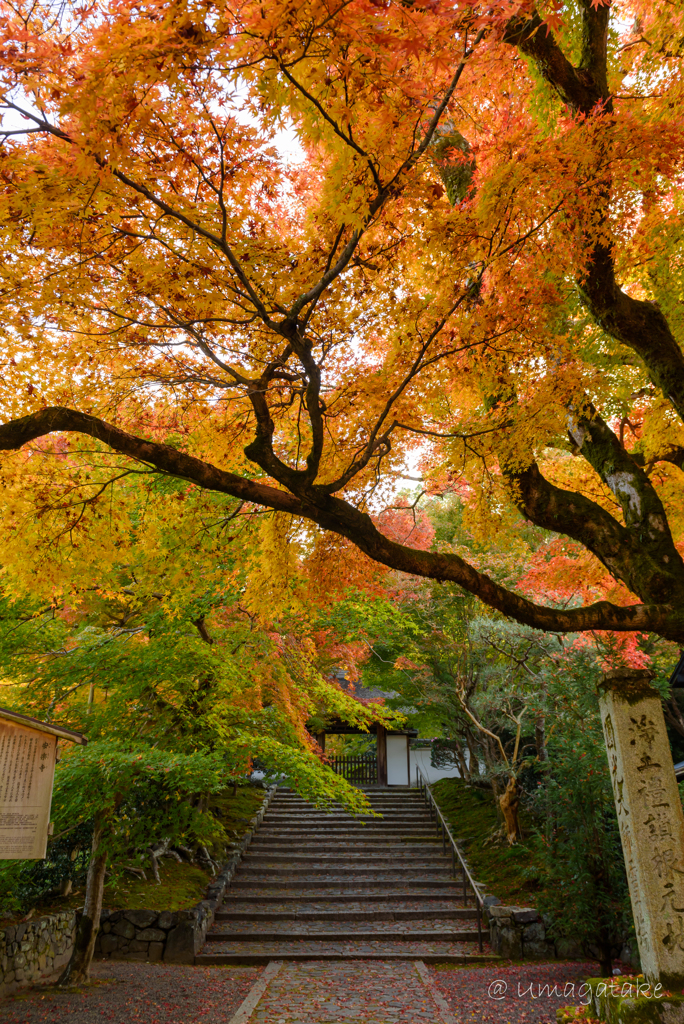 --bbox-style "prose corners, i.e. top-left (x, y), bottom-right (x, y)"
top-left (414, 765), bottom-right (484, 951)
